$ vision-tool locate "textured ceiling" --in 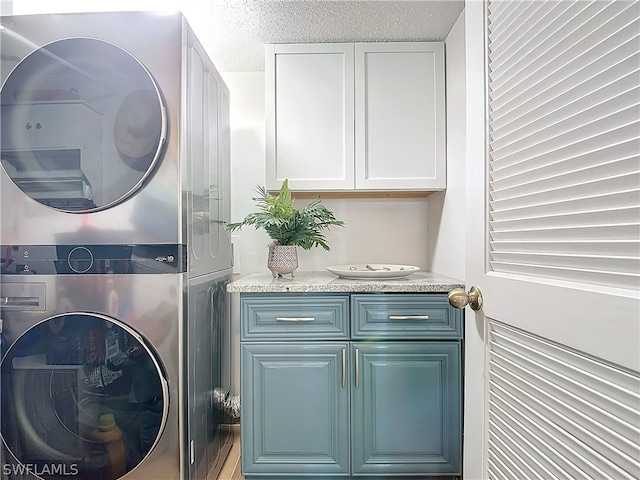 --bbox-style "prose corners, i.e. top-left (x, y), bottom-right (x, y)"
top-left (9, 0), bottom-right (465, 72)
top-left (186, 0), bottom-right (465, 71)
